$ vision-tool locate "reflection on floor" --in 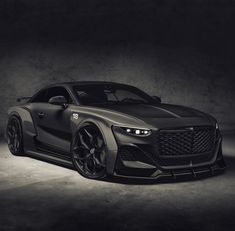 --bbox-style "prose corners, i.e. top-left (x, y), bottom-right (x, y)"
top-left (0, 133), bottom-right (235, 231)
